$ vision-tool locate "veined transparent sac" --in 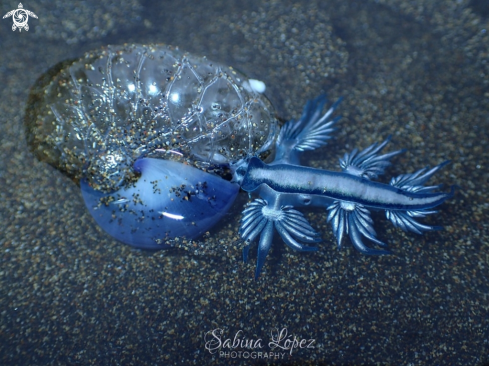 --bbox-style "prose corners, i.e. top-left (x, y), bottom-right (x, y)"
top-left (25, 44), bottom-right (278, 247)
